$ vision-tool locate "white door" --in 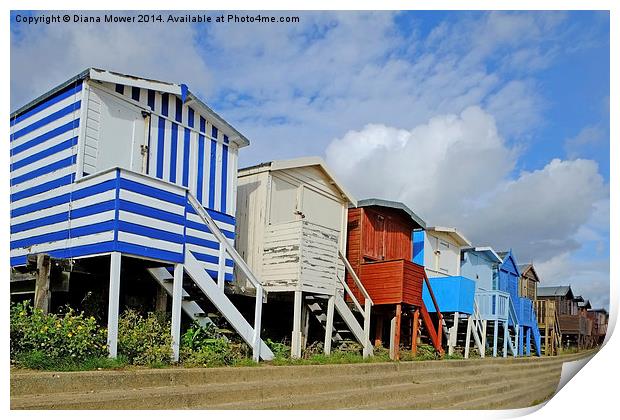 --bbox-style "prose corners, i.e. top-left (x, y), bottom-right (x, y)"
top-left (94, 89), bottom-right (148, 174)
